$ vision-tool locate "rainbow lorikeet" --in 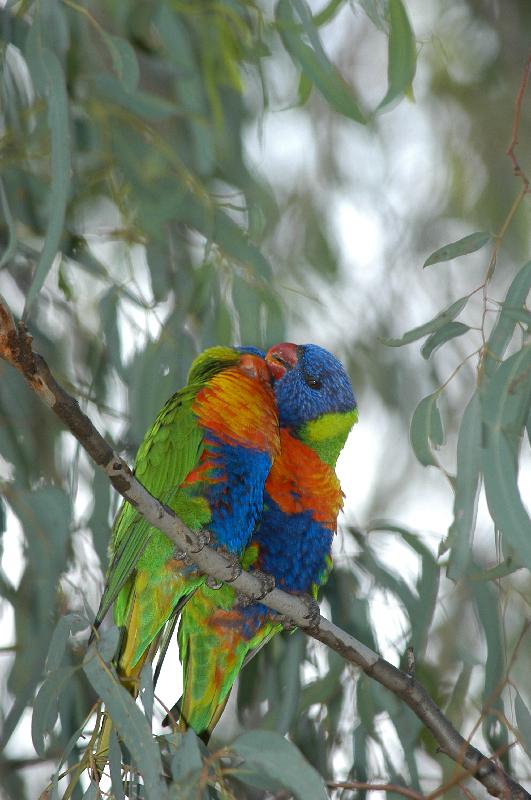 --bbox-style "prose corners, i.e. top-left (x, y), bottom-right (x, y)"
top-left (93, 345), bottom-right (280, 696)
top-left (174, 342), bottom-right (358, 738)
